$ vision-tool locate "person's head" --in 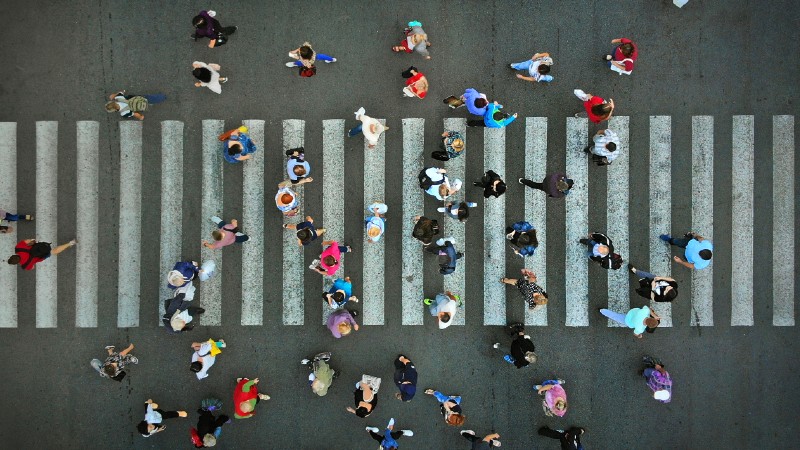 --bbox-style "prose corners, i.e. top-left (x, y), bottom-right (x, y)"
top-left (537, 64), bottom-right (551, 74)
top-left (105, 102), bottom-right (120, 113)
top-left (279, 193), bottom-right (294, 206)
top-left (524, 351), bottom-right (538, 364)
top-left (192, 15), bottom-right (206, 29)
top-left (451, 138), bottom-right (465, 153)
top-left (239, 401), bottom-right (253, 413)
top-left (297, 228), bottom-right (312, 243)
top-left (557, 177), bottom-right (574, 192)
top-left (456, 203), bottom-right (470, 222)
top-left (644, 317), bottom-right (659, 328)
top-left (211, 230), bottom-right (224, 241)
top-left (437, 184), bottom-right (450, 199)
top-left (620, 43), bottom-right (634, 57)
top-left (203, 434), bottom-right (217, 447)
top-left (446, 413), bottom-right (465, 426)
top-left (605, 142), bottom-right (617, 152)
top-left (192, 67), bottom-right (212, 83)
top-left (292, 165), bottom-right (307, 177)
top-left (102, 363), bottom-right (117, 378)
top-left (596, 244), bottom-right (610, 256)
top-left (332, 291), bottom-right (345, 305)
top-left (338, 321), bottom-right (352, 336)
top-left (533, 292), bottom-right (548, 306)
top-left (136, 421), bottom-right (152, 436)
top-left (474, 98), bottom-right (488, 109)
top-left (227, 142), bottom-right (243, 156)
top-left (517, 230), bottom-right (538, 248)
top-left (172, 318), bottom-right (186, 330)
top-left (168, 270), bottom-right (186, 287)
top-left (190, 361), bottom-right (203, 373)
top-left (591, 102), bottom-right (614, 117)
top-left (699, 249), bottom-right (713, 260)
top-left (554, 399), bottom-right (567, 411)
top-left (492, 111), bottom-right (508, 122)
top-left (7, 255), bottom-right (20, 266)
top-left (663, 287), bottom-right (678, 301)
top-left (439, 312), bottom-right (451, 323)
top-left (494, 181), bottom-right (507, 195)
top-left (323, 255), bottom-right (336, 267)
top-left (299, 45), bottom-right (313, 60)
